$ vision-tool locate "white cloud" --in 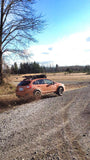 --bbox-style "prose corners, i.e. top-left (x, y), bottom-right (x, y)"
top-left (23, 30), bottom-right (90, 66)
